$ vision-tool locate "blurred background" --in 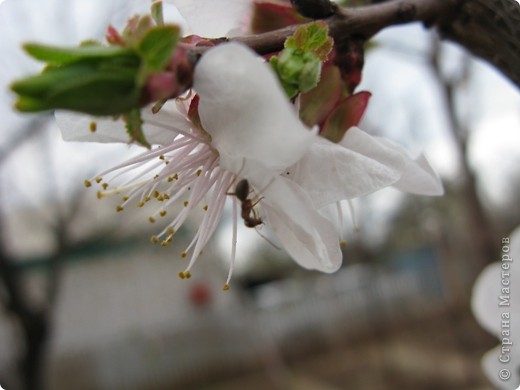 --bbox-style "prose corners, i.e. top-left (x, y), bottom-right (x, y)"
top-left (0, 0), bottom-right (519, 389)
